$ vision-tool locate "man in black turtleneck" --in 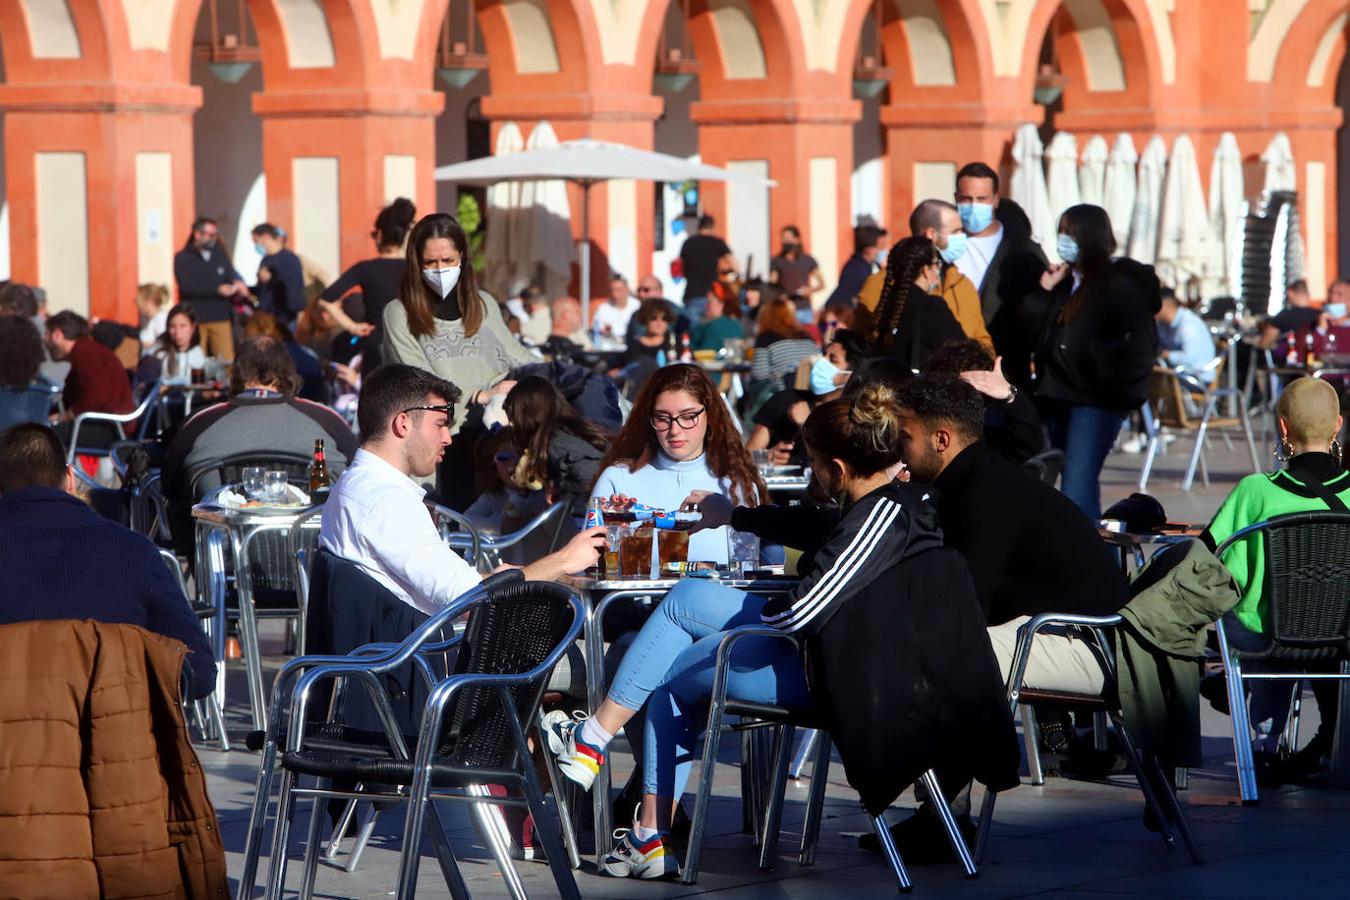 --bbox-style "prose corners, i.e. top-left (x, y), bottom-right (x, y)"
top-left (894, 375), bottom-right (1128, 693)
